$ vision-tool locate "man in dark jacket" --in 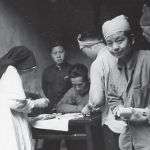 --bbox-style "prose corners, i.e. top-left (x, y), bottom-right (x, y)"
top-left (42, 42), bottom-right (72, 113)
top-left (41, 42), bottom-right (72, 150)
